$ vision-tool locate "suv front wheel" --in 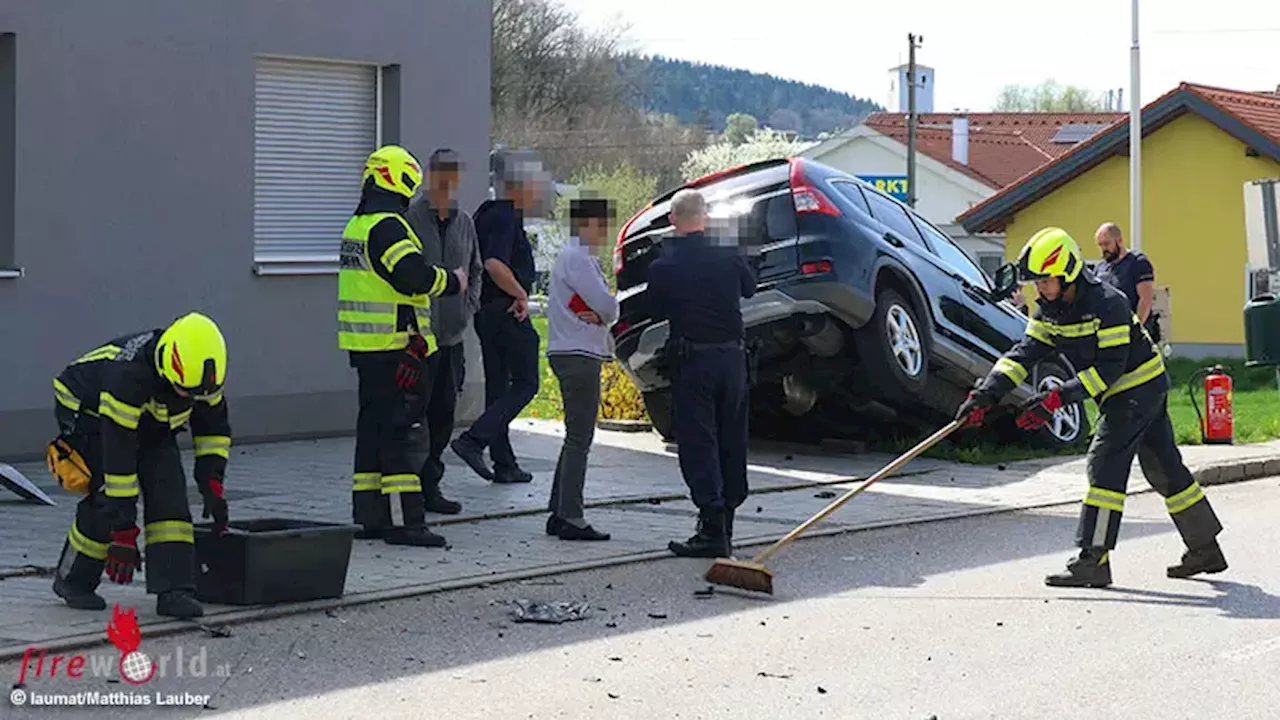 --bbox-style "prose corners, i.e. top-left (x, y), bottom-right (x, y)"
top-left (855, 288), bottom-right (929, 399)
